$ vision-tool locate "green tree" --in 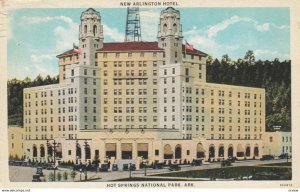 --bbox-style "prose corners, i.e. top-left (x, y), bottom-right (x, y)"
top-left (48, 172), bottom-right (54, 182)
top-left (221, 54), bottom-right (231, 65)
top-left (244, 50), bottom-right (255, 65)
top-left (57, 172), bottom-right (62, 181)
top-left (206, 55), bottom-right (213, 65)
top-left (63, 171), bottom-right (69, 181)
top-left (70, 170), bottom-right (77, 181)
